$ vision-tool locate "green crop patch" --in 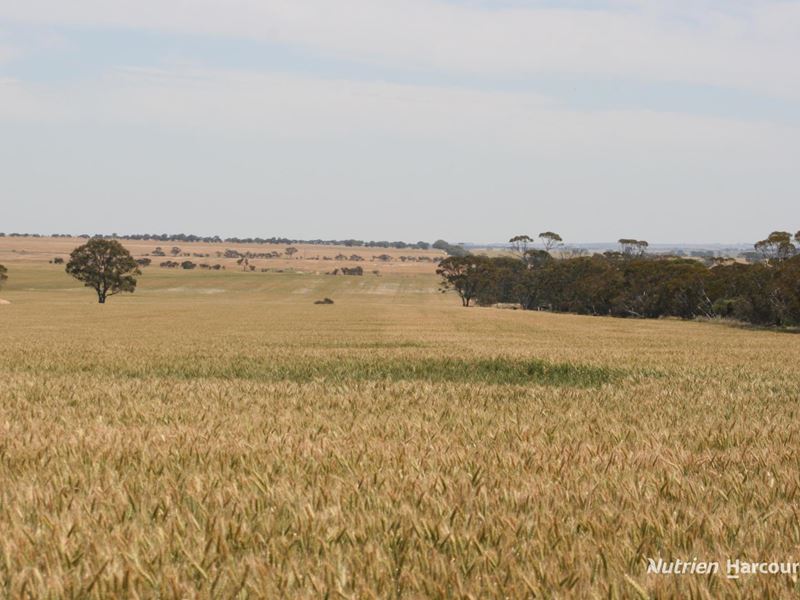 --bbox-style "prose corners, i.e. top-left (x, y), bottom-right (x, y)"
top-left (8, 354), bottom-right (620, 387)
